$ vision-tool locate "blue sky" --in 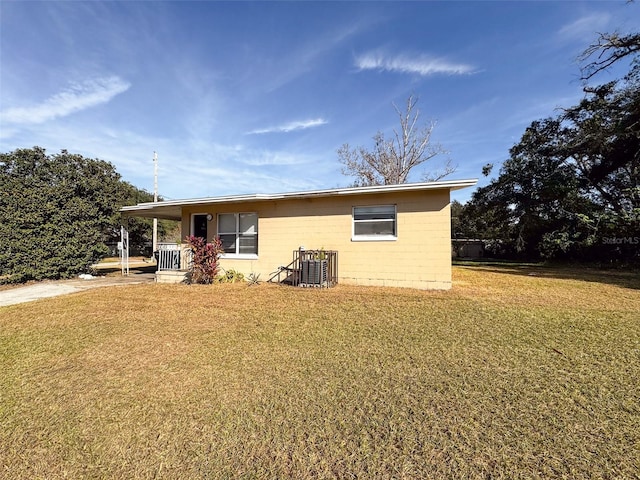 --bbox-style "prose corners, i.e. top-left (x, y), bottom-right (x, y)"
top-left (1, 1), bottom-right (637, 203)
